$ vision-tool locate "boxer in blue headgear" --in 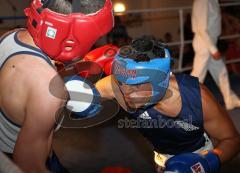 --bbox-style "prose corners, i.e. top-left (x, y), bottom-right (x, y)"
top-left (95, 36), bottom-right (240, 173)
top-left (112, 38), bottom-right (171, 108)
